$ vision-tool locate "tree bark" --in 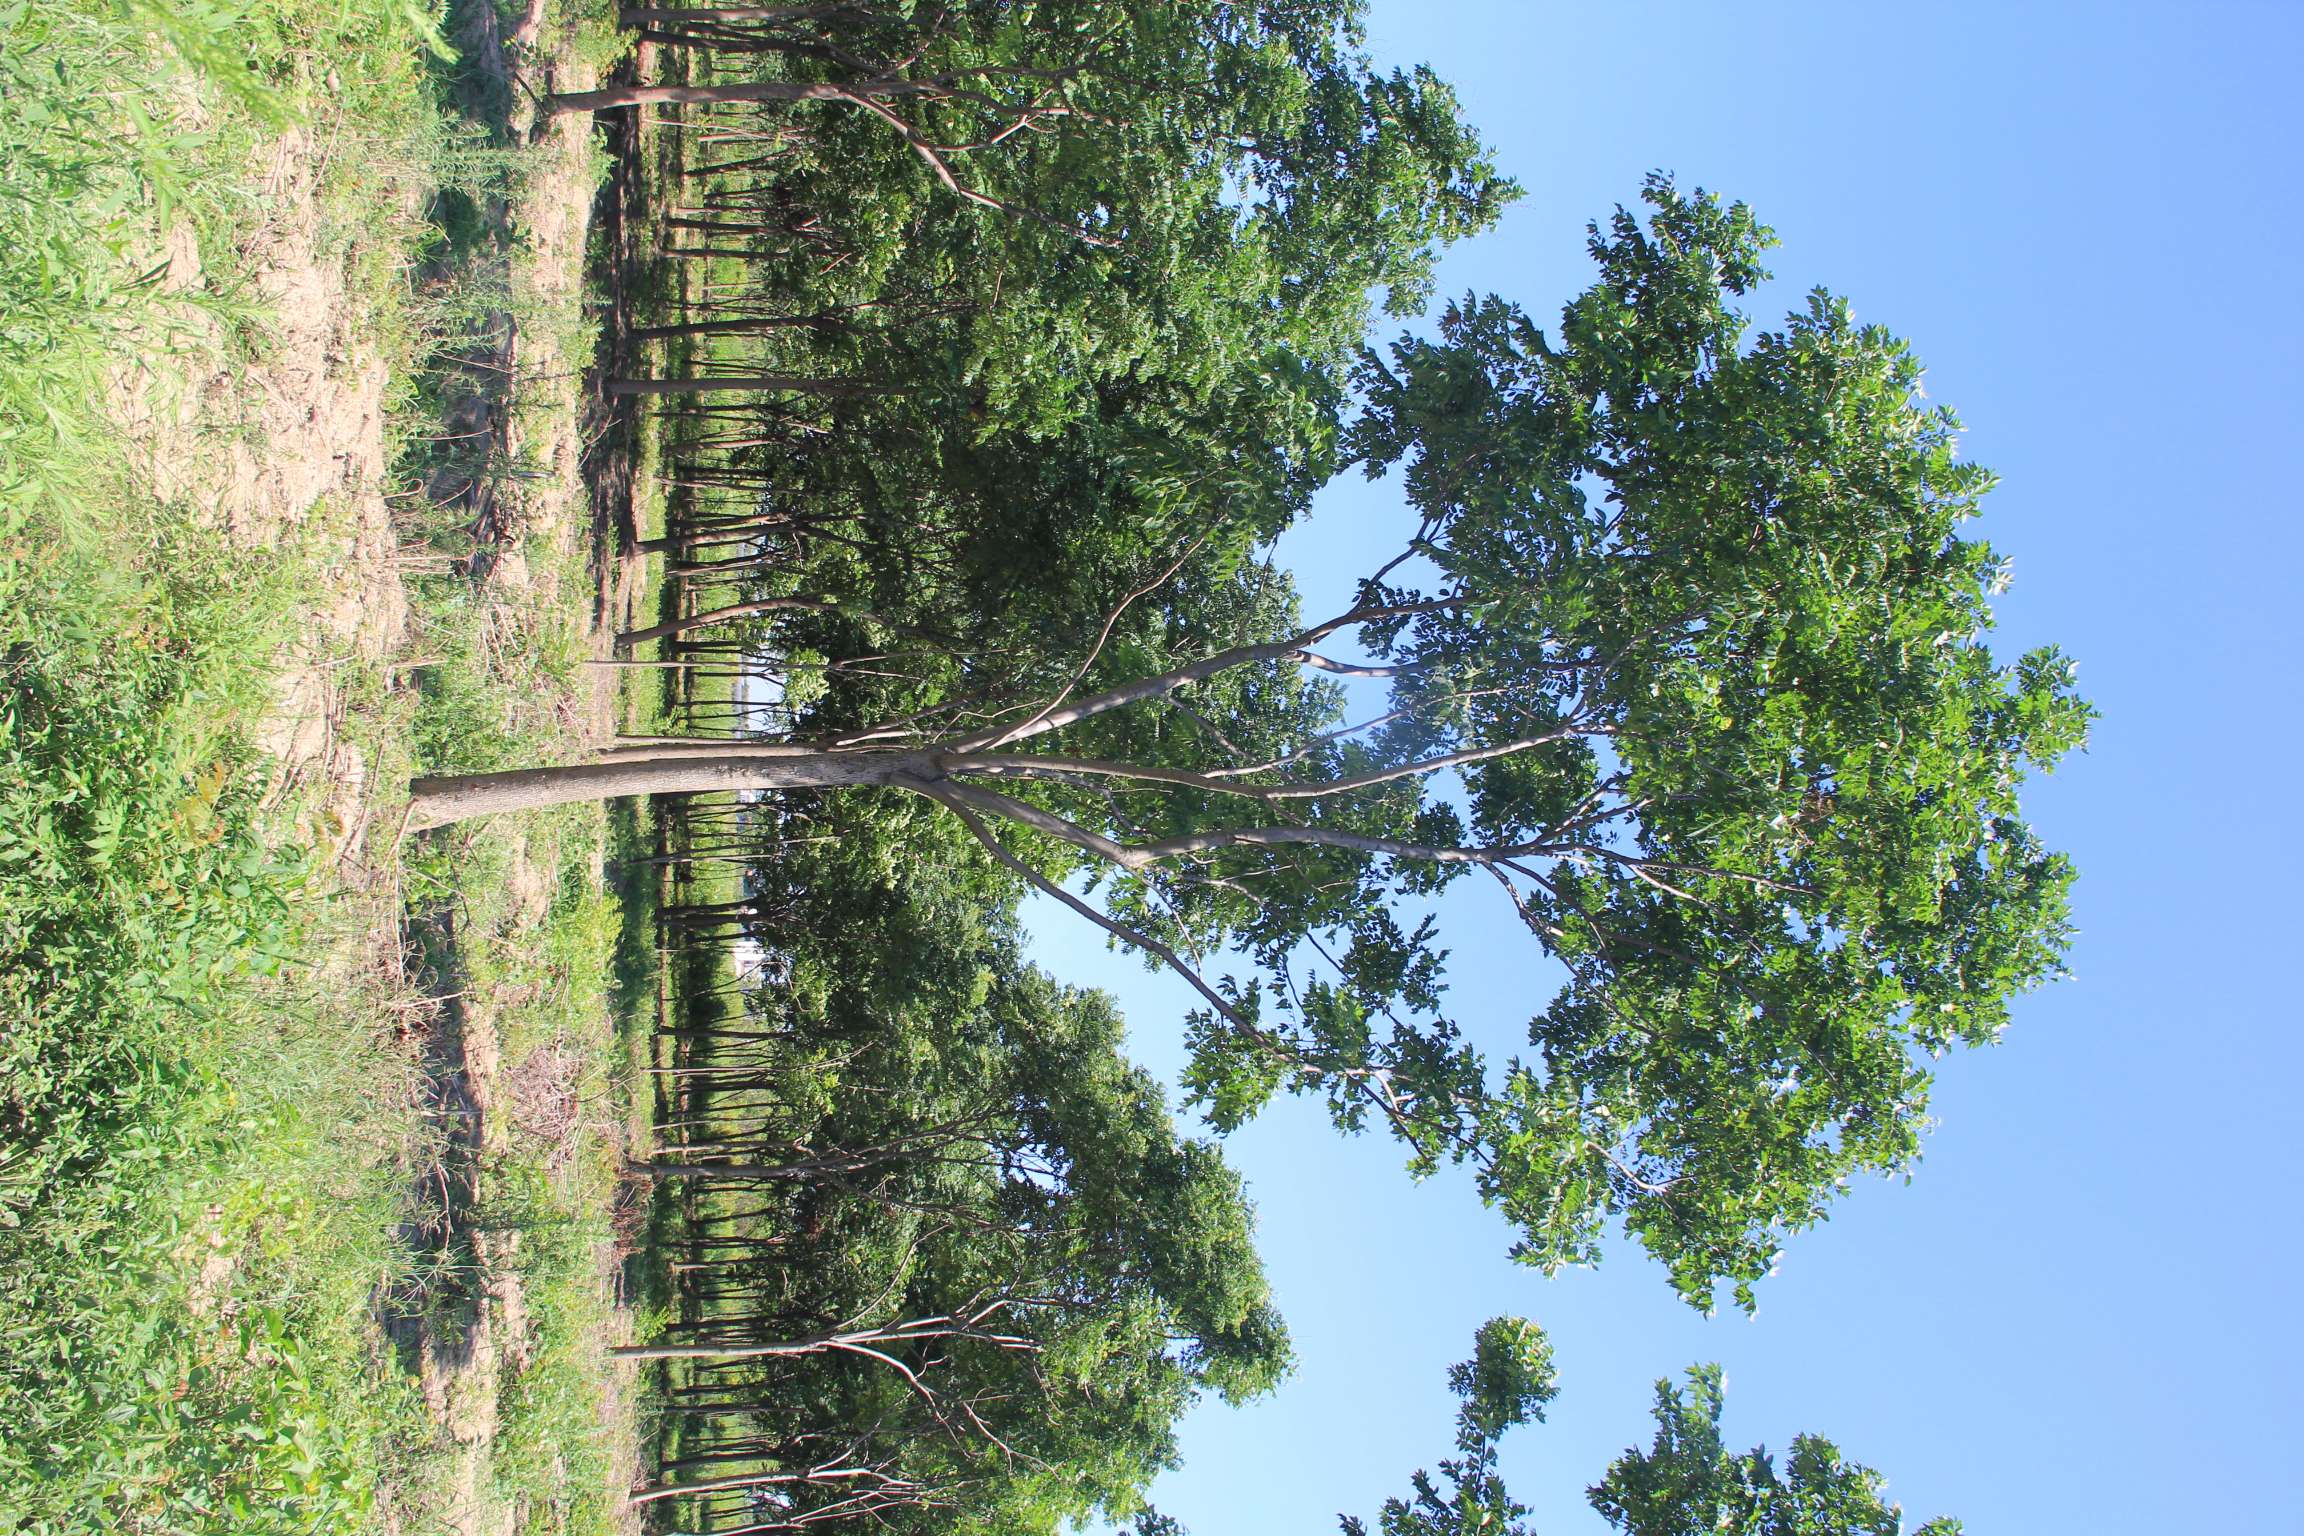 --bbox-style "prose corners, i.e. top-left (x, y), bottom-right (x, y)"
top-left (547, 77), bottom-right (934, 114)
top-left (630, 314), bottom-right (834, 342)
top-left (618, 597), bottom-right (840, 649)
top-left (617, 4), bottom-right (850, 24)
top-left (628, 1466), bottom-right (872, 1506)
top-left (407, 748), bottom-right (915, 829)
top-left (607, 375), bottom-right (892, 396)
